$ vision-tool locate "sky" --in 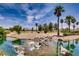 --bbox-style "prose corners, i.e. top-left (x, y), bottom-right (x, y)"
top-left (0, 3), bottom-right (79, 29)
